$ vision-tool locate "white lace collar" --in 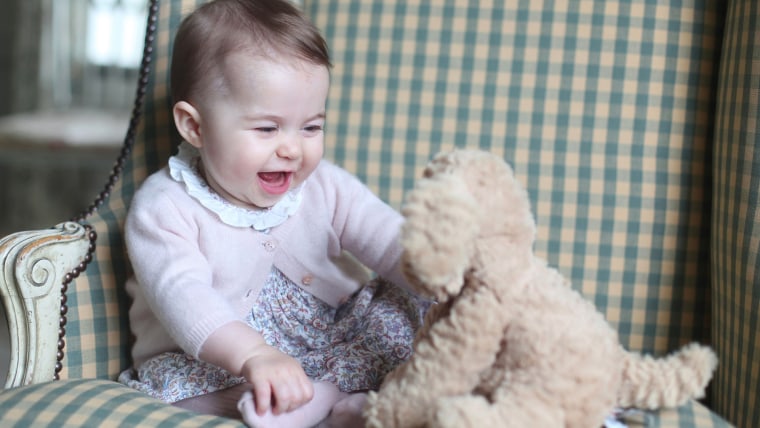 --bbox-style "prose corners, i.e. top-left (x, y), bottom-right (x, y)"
top-left (168, 142), bottom-right (303, 231)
